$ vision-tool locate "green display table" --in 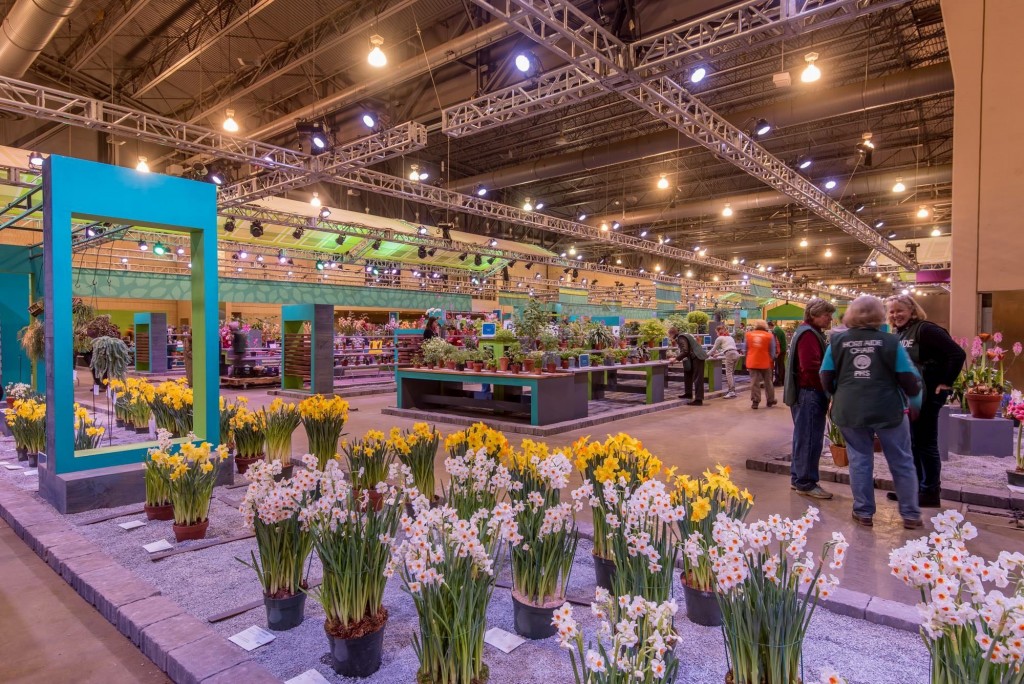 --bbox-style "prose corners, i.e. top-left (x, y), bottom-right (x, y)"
top-left (570, 360), bottom-right (670, 404)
